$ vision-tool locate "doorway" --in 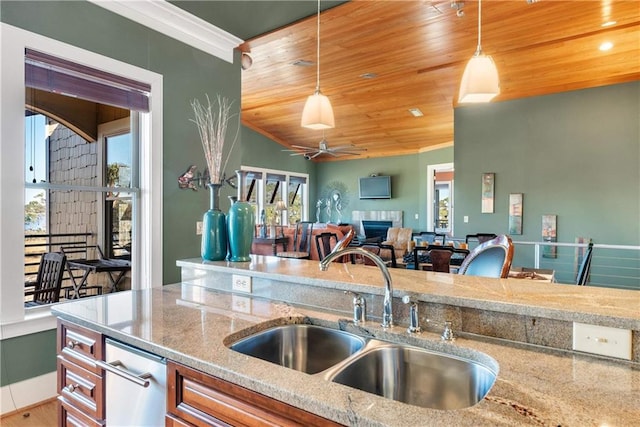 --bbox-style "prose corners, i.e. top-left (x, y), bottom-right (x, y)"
top-left (426, 162), bottom-right (454, 235)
